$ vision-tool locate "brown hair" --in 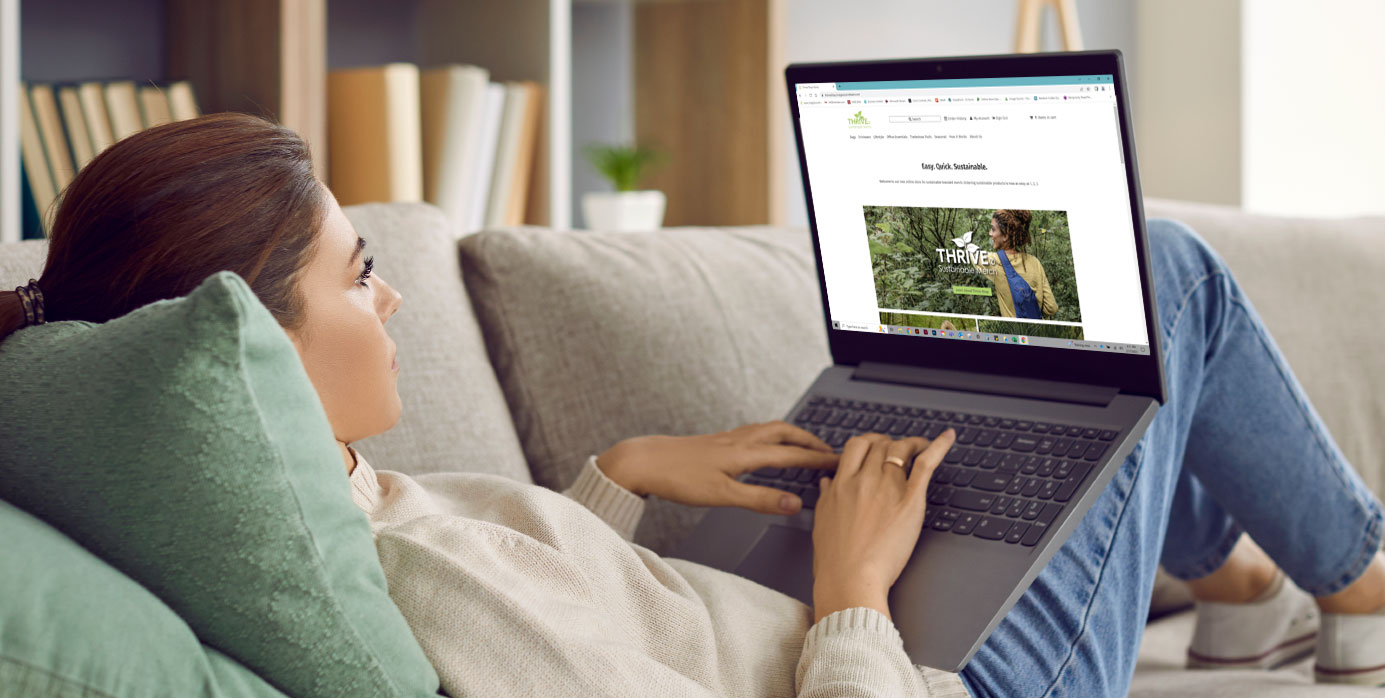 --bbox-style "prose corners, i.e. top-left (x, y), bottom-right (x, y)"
top-left (992, 209), bottom-right (1033, 253)
top-left (0, 112), bottom-right (326, 345)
